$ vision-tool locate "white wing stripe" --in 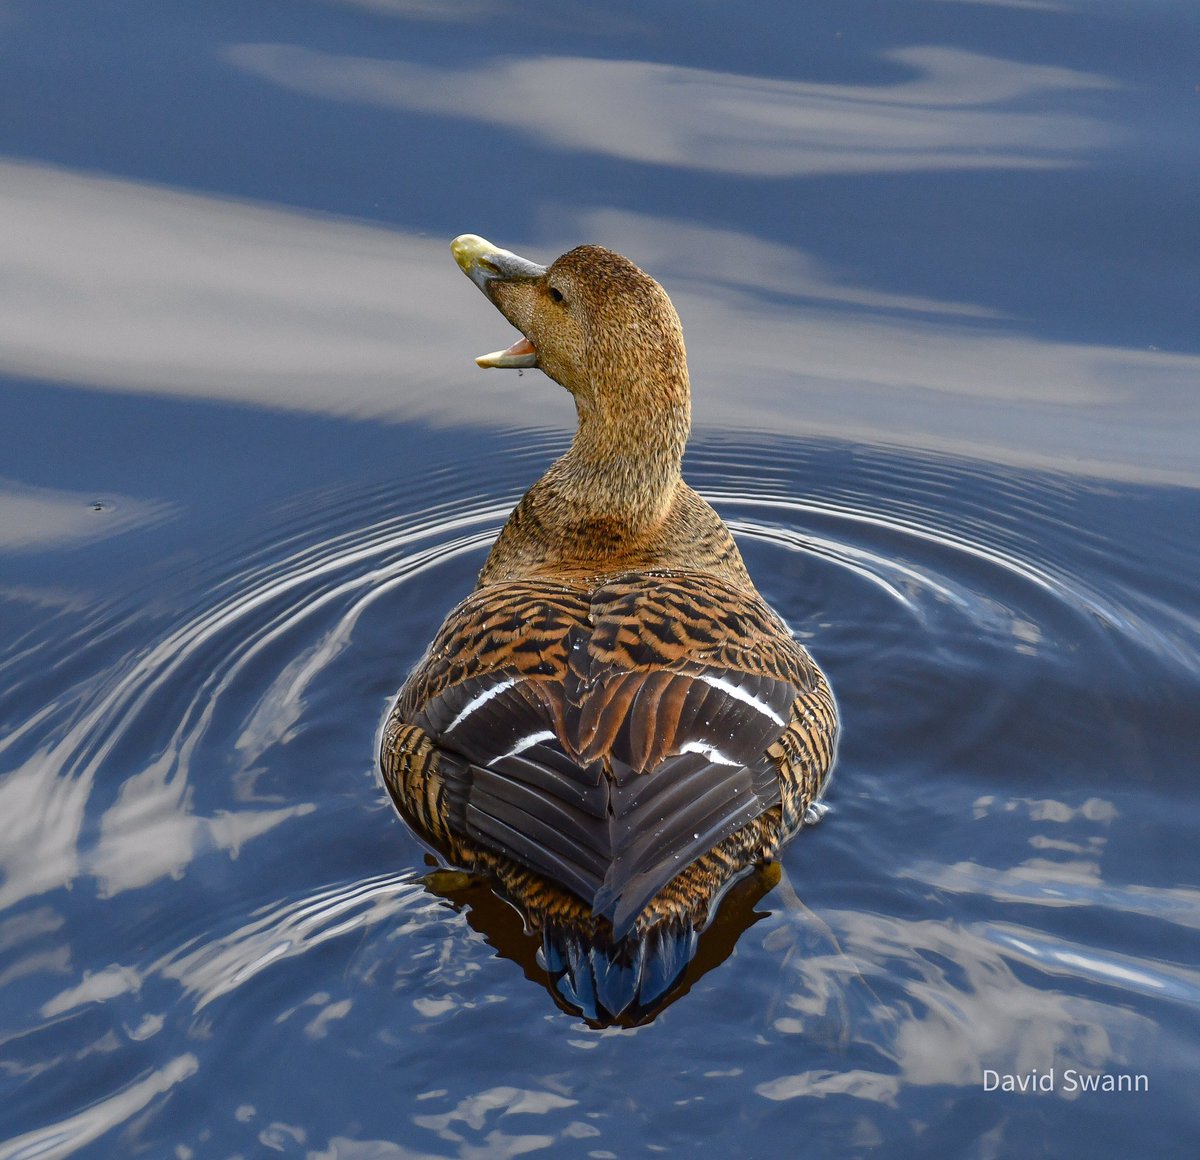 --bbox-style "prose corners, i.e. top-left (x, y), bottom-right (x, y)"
top-left (680, 741), bottom-right (741, 767)
top-left (695, 673), bottom-right (785, 726)
top-left (444, 678), bottom-right (517, 733)
top-left (497, 730), bottom-right (557, 761)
